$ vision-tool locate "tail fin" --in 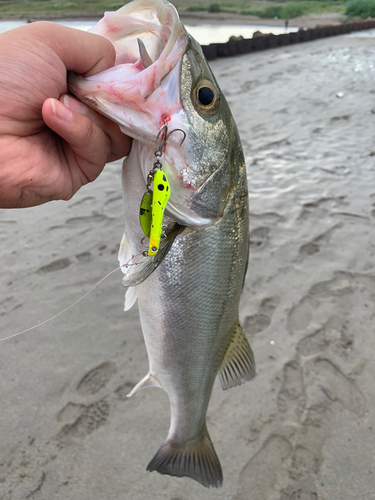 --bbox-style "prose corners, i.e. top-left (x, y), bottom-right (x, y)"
top-left (146, 427), bottom-right (223, 488)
